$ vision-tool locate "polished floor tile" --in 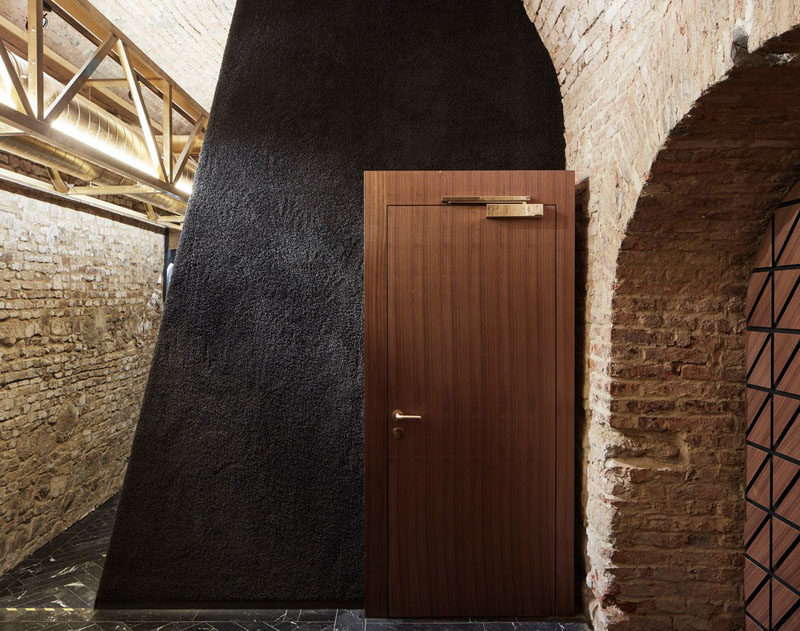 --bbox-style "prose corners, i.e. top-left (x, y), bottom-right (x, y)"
top-left (0, 499), bottom-right (588, 631)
